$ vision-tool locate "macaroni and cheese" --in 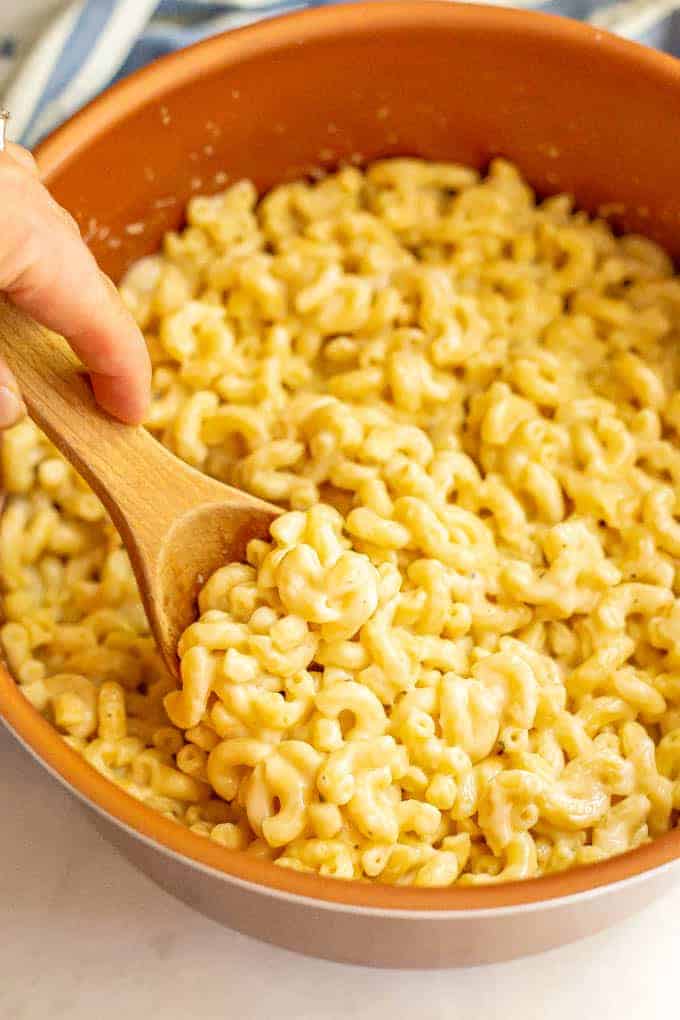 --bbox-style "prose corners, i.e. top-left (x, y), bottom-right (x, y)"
top-left (3, 158), bottom-right (680, 886)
